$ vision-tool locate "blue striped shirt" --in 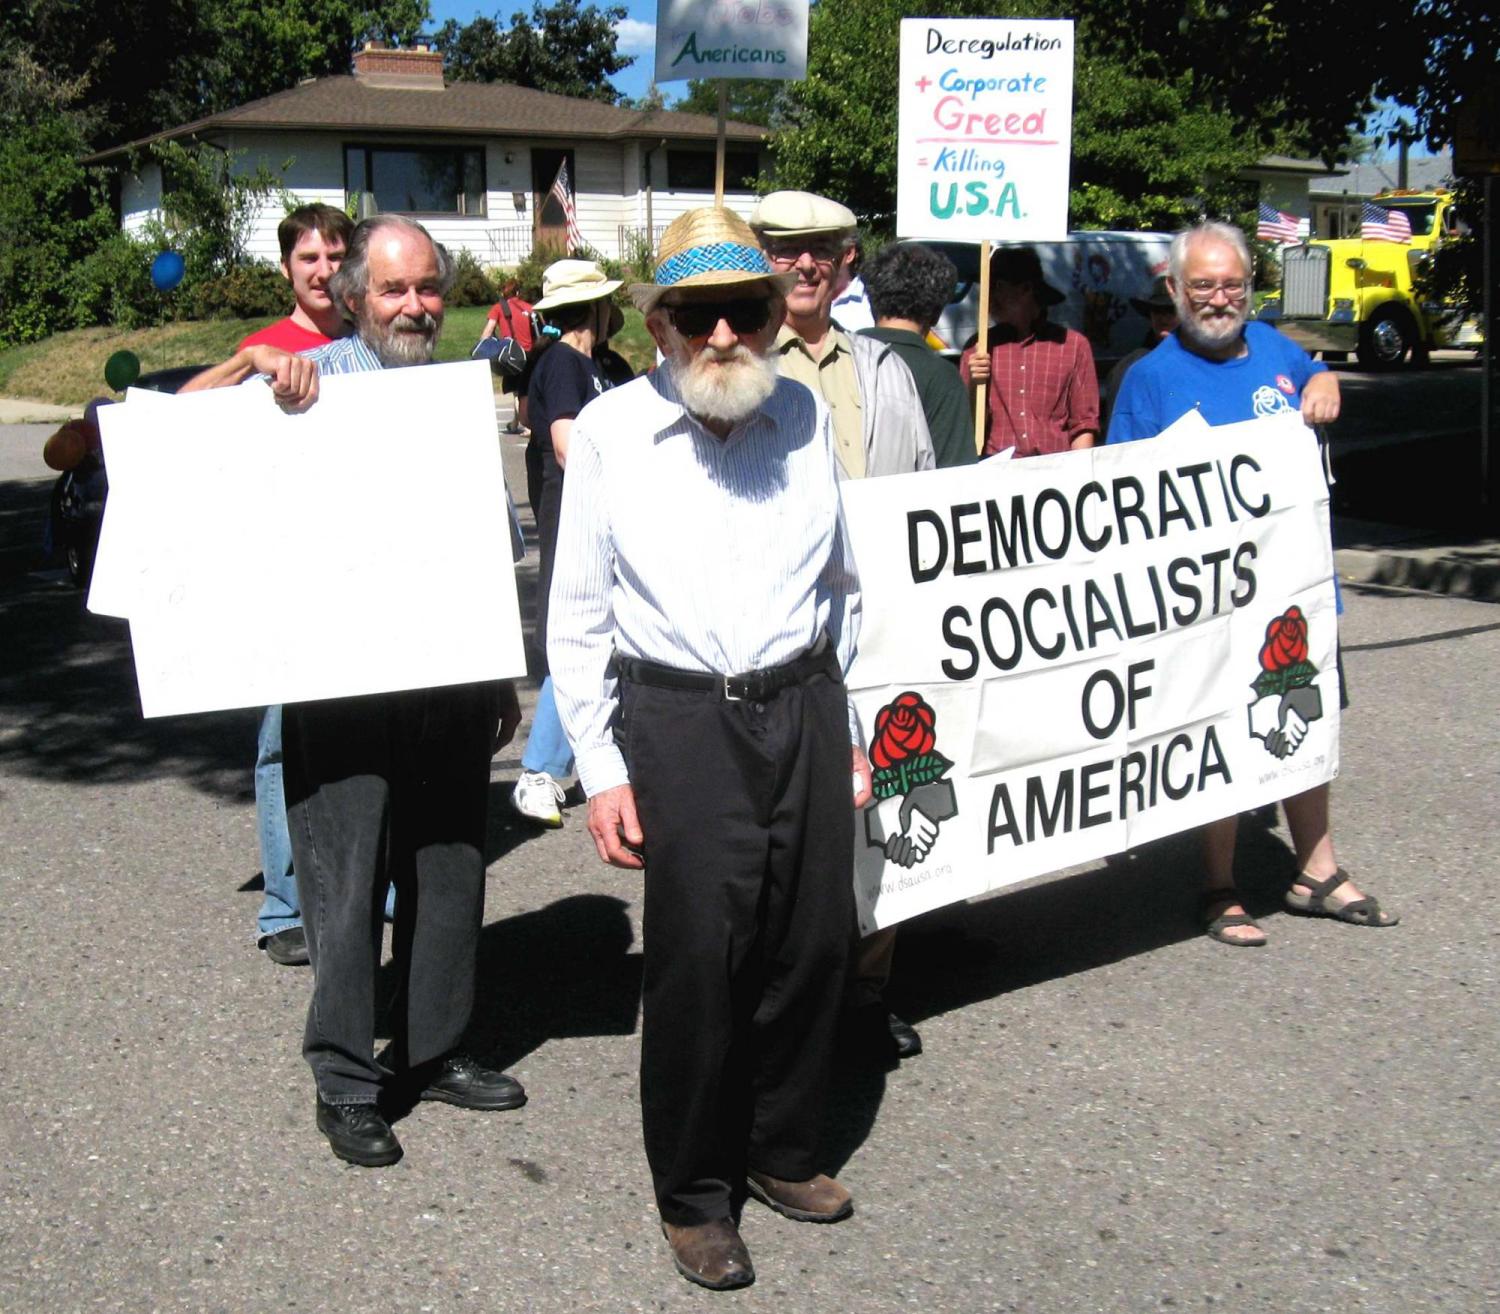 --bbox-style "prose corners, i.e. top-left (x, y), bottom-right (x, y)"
top-left (290, 334), bottom-right (524, 561)
top-left (548, 366), bottom-right (862, 796)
